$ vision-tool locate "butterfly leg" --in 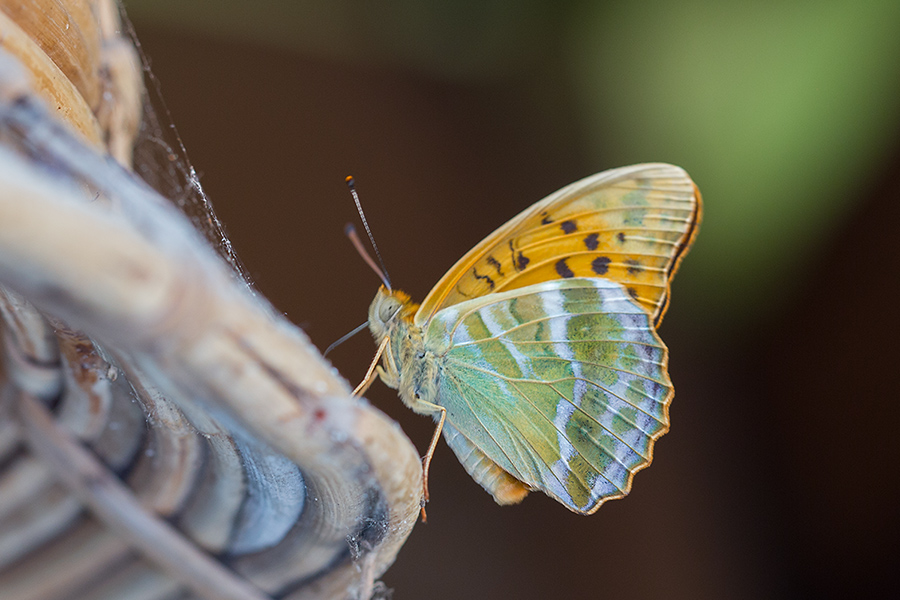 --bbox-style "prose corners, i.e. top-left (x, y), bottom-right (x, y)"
top-left (422, 405), bottom-right (446, 504)
top-left (352, 336), bottom-right (390, 397)
top-left (408, 399), bottom-right (446, 522)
